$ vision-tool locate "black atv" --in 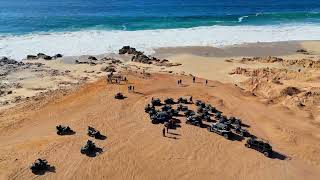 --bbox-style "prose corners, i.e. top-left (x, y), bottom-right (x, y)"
top-left (228, 116), bottom-right (242, 126)
top-left (161, 105), bottom-right (172, 111)
top-left (177, 97), bottom-right (188, 104)
top-left (148, 109), bottom-right (158, 117)
top-left (30, 159), bottom-right (51, 174)
top-left (150, 111), bottom-right (172, 124)
top-left (195, 100), bottom-right (206, 108)
top-left (164, 98), bottom-right (175, 104)
top-left (245, 138), bottom-right (273, 157)
top-left (207, 122), bottom-right (233, 139)
top-left (114, 92), bottom-right (125, 99)
top-left (87, 126), bottom-right (102, 139)
top-left (199, 113), bottom-right (211, 122)
top-left (233, 124), bottom-right (250, 137)
top-left (166, 108), bottom-right (180, 117)
top-left (184, 110), bottom-right (196, 117)
top-left (186, 115), bottom-right (203, 127)
top-left (145, 104), bottom-right (155, 113)
top-left (56, 125), bottom-right (74, 135)
top-left (151, 98), bottom-right (162, 106)
top-left (177, 104), bottom-right (188, 112)
top-left (80, 140), bottom-right (101, 156)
